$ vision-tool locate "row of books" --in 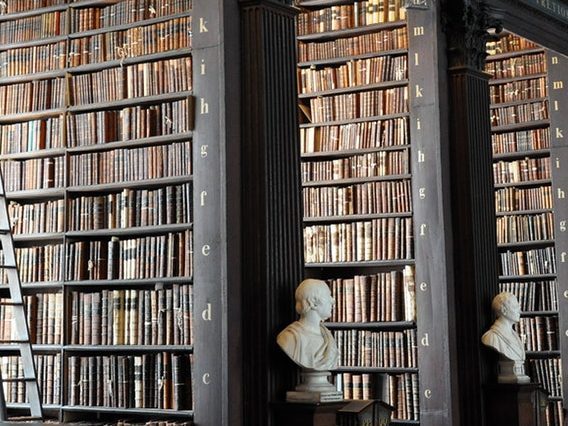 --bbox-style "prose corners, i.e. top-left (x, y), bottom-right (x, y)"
top-left (306, 87), bottom-right (408, 123)
top-left (303, 179), bottom-right (412, 217)
top-left (69, 57), bottom-right (191, 106)
top-left (297, 0), bottom-right (406, 36)
top-left (0, 293), bottom-right (63, 345)
top-left (10, 244), bottom-right (65, 283)
top-left (1, 156), bottom-right (65, 192)
top-left (0, 41), bottom-right (67, 77)
top-left (9, 199), bottom-right (65, 234)
top-left (0, 78), bottom-right (65, 115)
top-left (68, 184), bottom-right (191, 231)
top-left (69, 16), bottom-right (191, 67)
top-left (492, 158), bottom-right (551, 184)
top-left (486, 34), bottom-right (538, 56)
top-left (333, 329), bottom-right (417, 368)
top-left (546, 402), bottom-right (565, 426)
top-left (517, 316), bottom-right (558, 351)
top-left (495, 212), bottom-right (554, 244)
top-left (490, 100), bottom-right (549, 126)
top-left (499, 247), bottom-right (557, 276)
top-left (494, 185), bottom-right (552, 213)
top-left (529, 358), bottom-right (562, 397)
top-left (67, 99), bottom-right (192, 147)
top-left (335, 373), bottom-right (418, 421)
top-left (301, 150), bottom-right (409, 183)
top-left (0, 117), bottom-right (64, 155)
top-left (68, 141), bottom-right (191, 186)
top-left (66, 230), bottom-right (192, 280)
top-left (489, 77), bottom-right (547, 104)
top-left (300, 118), bottom-right (409, 154)
top-left (328, 268), bottom-right (415, 323)
top-left (68, 353), bottom-right (193, 410)
top-left (0, 11), bottom-right (64, 45)
top-left (70, 284), bottom-right (193, 346)
top-left (498, 280), bottom-right (558, 312)
top-left (304, 218), bottom-right (413, 263)
top-left (485, 52), bottom-right (547, 79)
top-left (491, 128), bottom-right (550, 155)
top-left (1, 354), bottom-right (61, 405)
top-left (297, 27), bottom-right (408, 63)
top-left (298, 55), bottom-right (407, 94)
top-left (0, 0), bottom-right (65, 15)
top-left (67, 0), bottom-right (191, 31)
